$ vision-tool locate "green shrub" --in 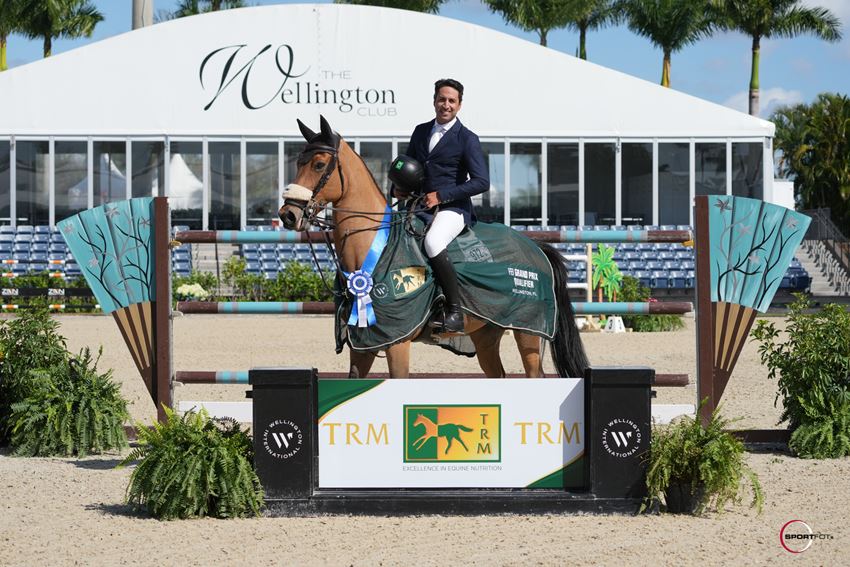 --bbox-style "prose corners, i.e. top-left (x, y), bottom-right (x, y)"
top-left (751, 296), bottom-right (850, 458)
top-left (0, 309), bottom-right (69, 444)
top-left (222, 256), bottom-right (332, 302)
top-left (618, 276), bottom-right (685, 332)
top-left (643, 405), bottom-right (763, 515)
top-left (9, 348), bottom-right (129, 457)
top-left (122, 408), bottom-right (263, 520)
